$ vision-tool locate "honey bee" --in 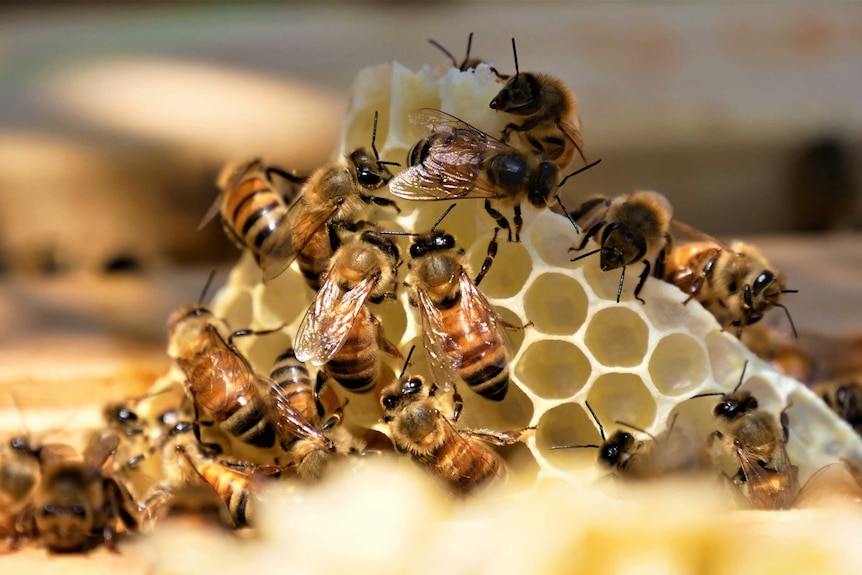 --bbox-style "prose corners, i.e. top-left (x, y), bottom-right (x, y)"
top-left (161, 421), bottom-right (269, 528)
top-left (403, 222), bottom-right (530, 406)
top-left (489, 38), bottom-right (587, 171)
top-left (269, 347), bottom-right (327, 425)
top-left (569, 190), bottom-right (673, 304)
top-left (380, 363), bottom-right (533, 496)
top-left (200, 159), bottom-right (307, 281)
top-left (389, 108), bottom-right (600, 242)
top-left (18, 434), bottom-right (138, 552)
top-left (692, 361), bottom-right (800, 509)
top-left (0, 437), bottom-right (40, 547)
top-left (810, 378), bottom-right (862, 435)
top-left (287, 402), bottom-right (368, 482)
top-left (294, 228), bottom-right (401, 393)
top-left (168, 285), bottom-right (334, 453)
top-left (659, 231), bottom-right (797, 337)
